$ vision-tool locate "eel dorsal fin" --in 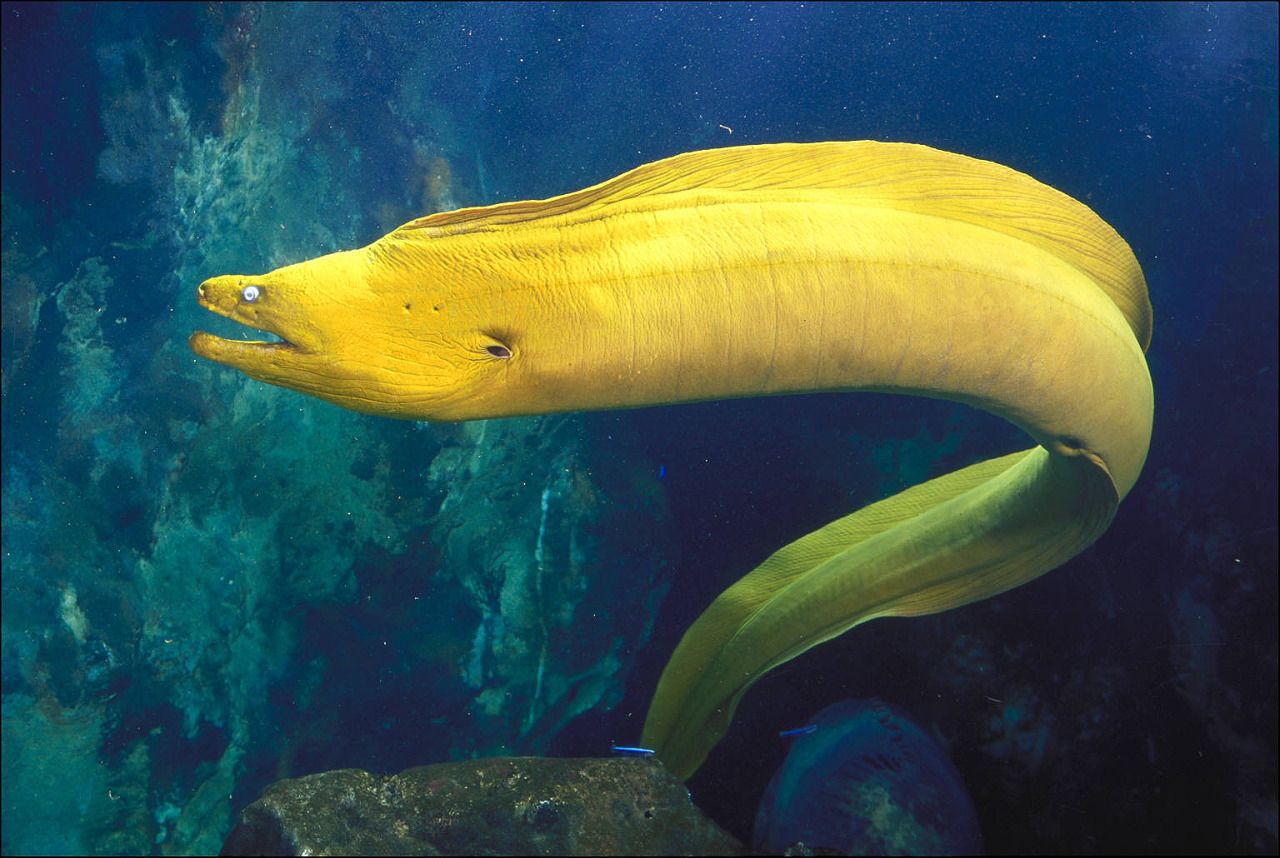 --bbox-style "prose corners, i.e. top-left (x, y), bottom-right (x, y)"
top-left (391, 142), bottom-right (1150, 349)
